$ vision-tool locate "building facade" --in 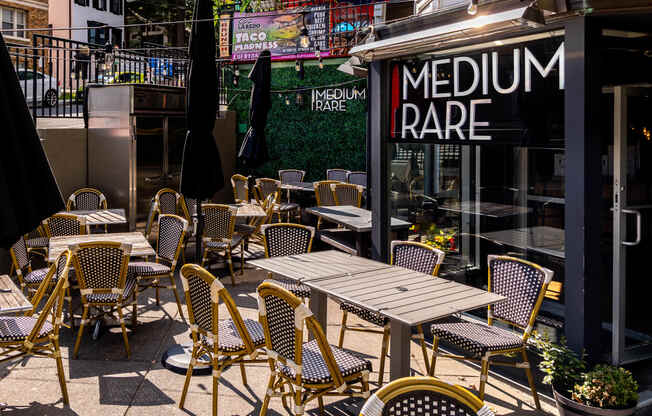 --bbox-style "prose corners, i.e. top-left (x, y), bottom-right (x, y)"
top-left (49, 0), bottom-right (124, 46)
top-left (0, 0), bottom-right (48, 45)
